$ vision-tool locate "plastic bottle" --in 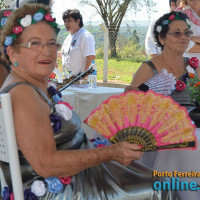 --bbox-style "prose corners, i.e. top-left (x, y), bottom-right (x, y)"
top-left (88, 61), bottom-right (97, 89)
